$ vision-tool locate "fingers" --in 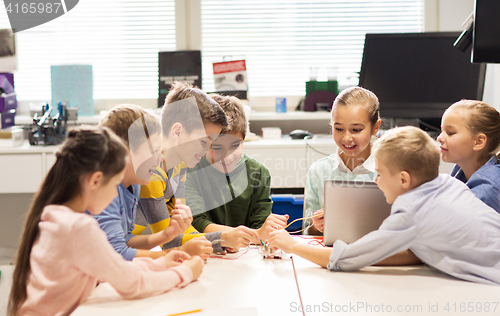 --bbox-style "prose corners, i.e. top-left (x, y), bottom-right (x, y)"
top-left (237, 226), bottom-right (260, 241)
top-left (265, 214), bottom-right (288, 230)
top-left (174, 202), bottom-right (193, 219)
top-left (170, 209), bottom-right (193, 230)
top-left (267, 229), bottom-right (293, 252)
top-left (313, 209), bottom-right (324, 217)
top-left (173, 250), bottom-right (191, 262)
